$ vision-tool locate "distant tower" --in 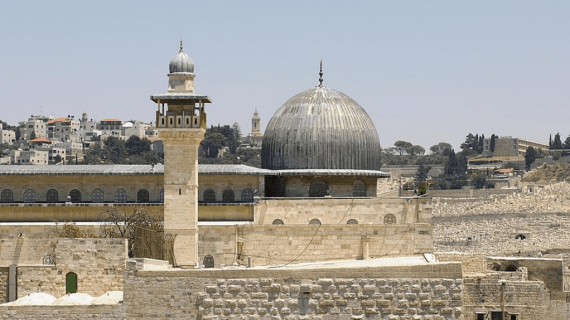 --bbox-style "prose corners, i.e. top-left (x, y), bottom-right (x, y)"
top-left (251, 109), bottom-right (263, 147)
top-left (82, 111), bottom-right (88, 123)
top-left (150, 41), bottom-right (211, 268)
